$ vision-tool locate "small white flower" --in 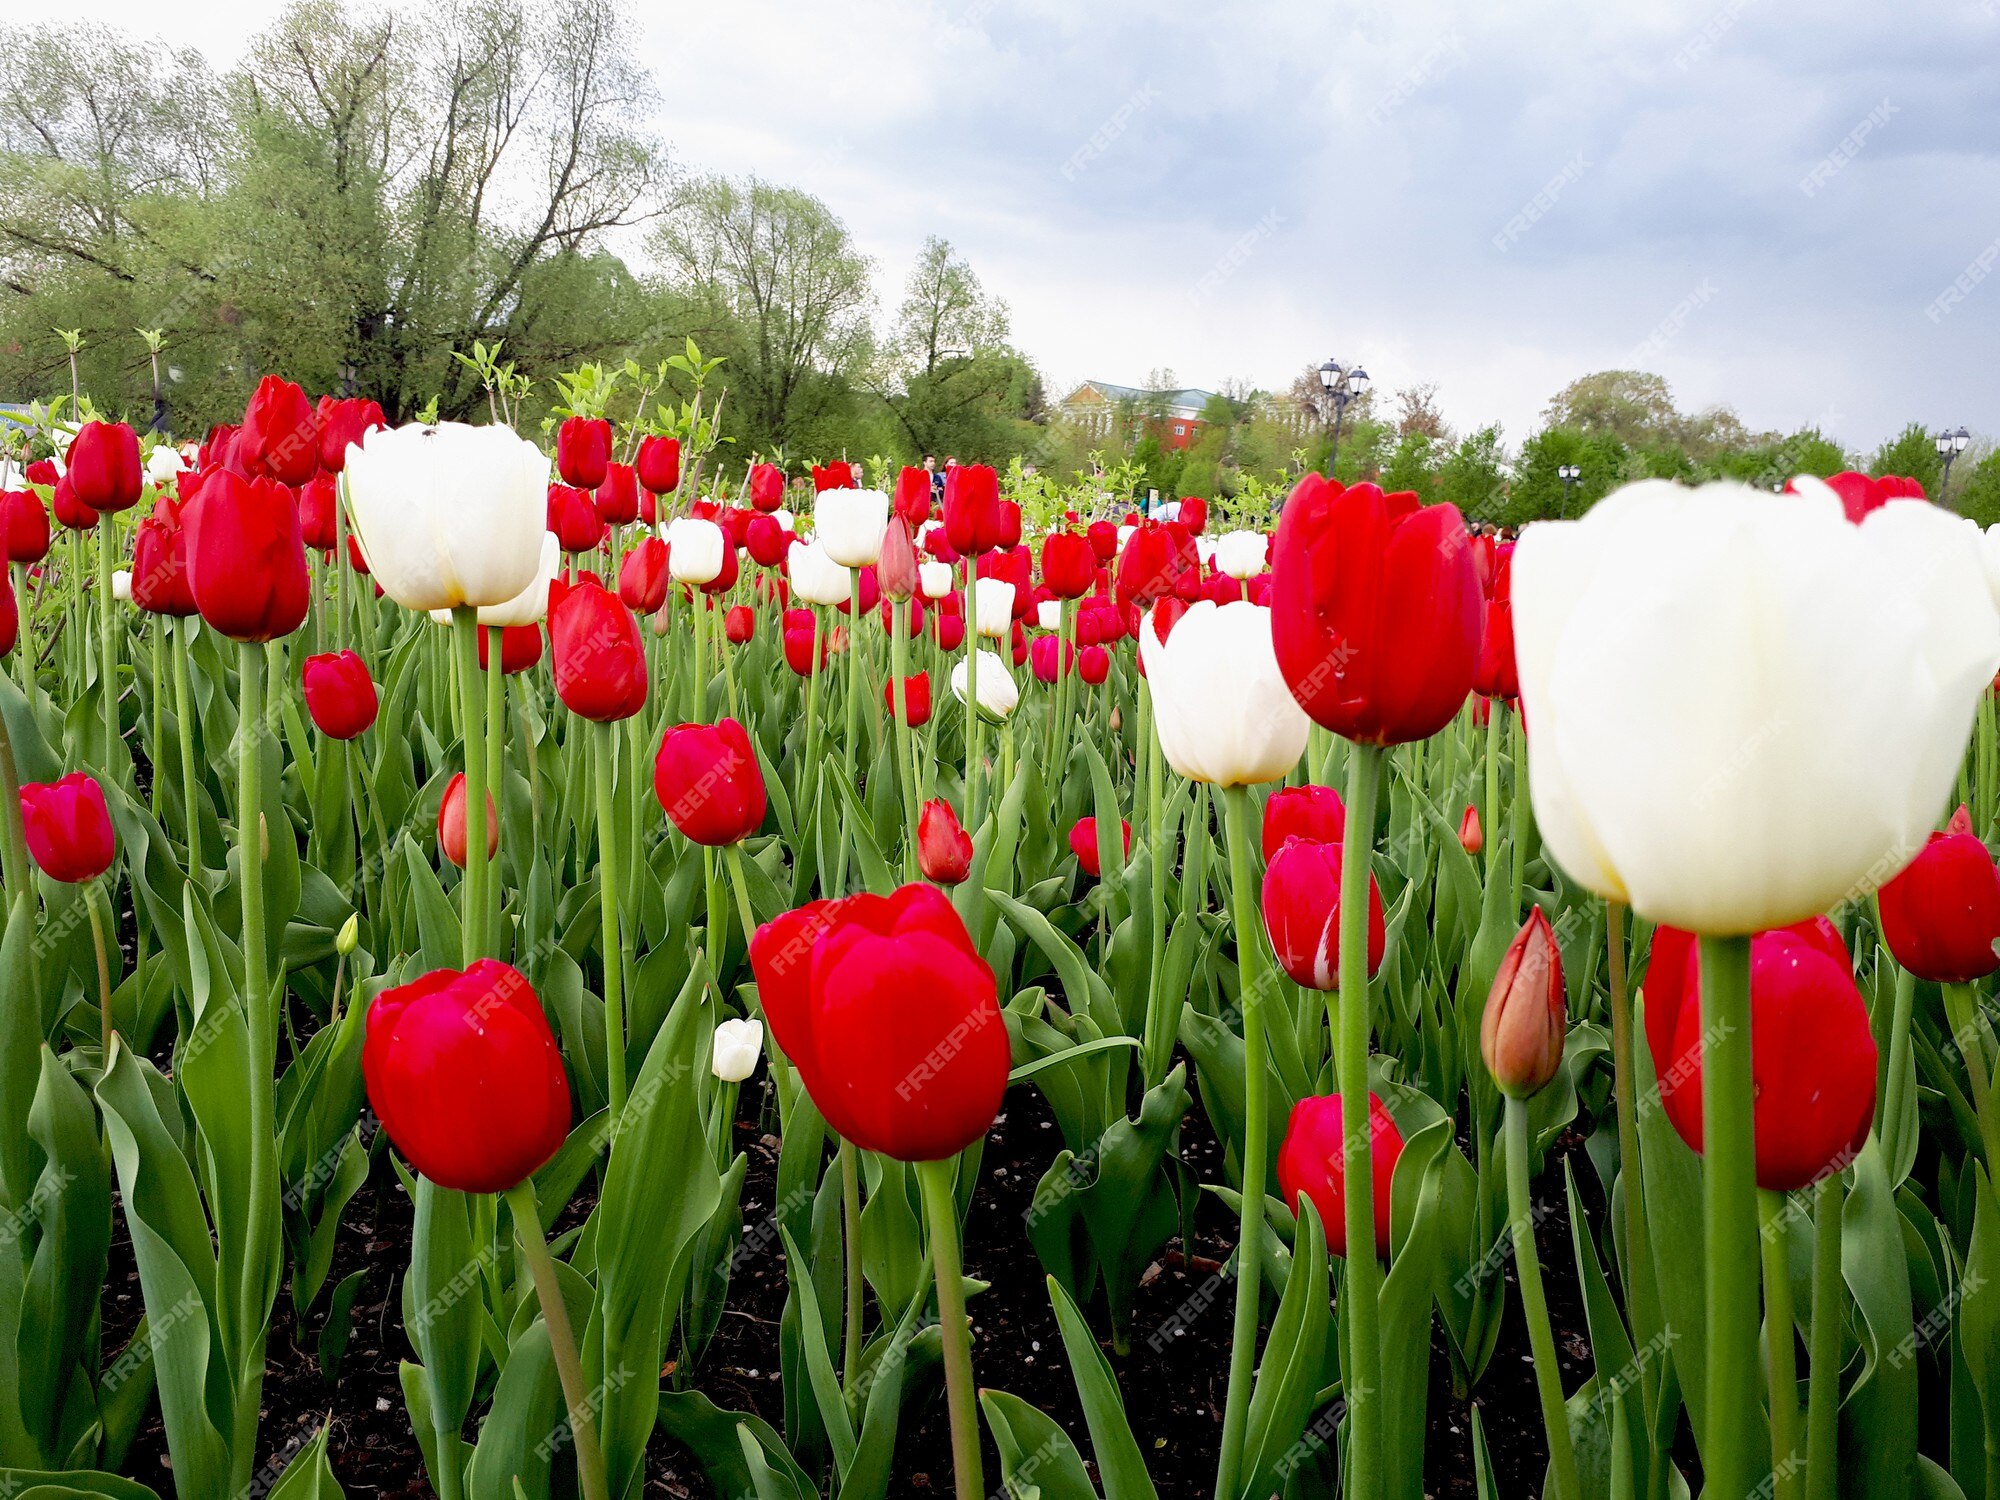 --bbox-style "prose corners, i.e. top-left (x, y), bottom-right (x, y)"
top-left (1036, 599), bottom-right (1063, 630)
top-left (950, 650), bottom-right (1020, 719)
top-left (712, 1017), bottom-right (765, 1083)
top-left (1215, 530), bottom-right (1268, 580)
top-left (815, 488), bottom-right (889, 568)
top-left (111, 569), bottom-right (132, 603)
top-left (789, 538), bottom-right (853, 606)
top-left (919, 561), bottom-right (954, 600)
top-left (973, 577), bottom-right (1015, 639)
top-left (665, 517), bottom-right (726, 584)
